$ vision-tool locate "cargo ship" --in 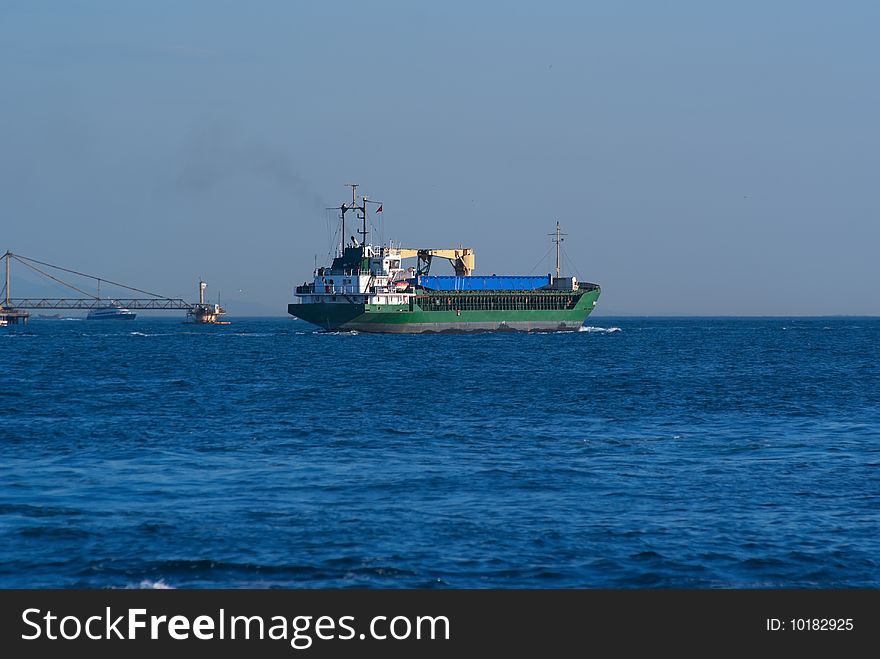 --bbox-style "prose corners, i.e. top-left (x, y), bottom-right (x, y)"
top-left (288, 185), bottom-right (600, 333)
